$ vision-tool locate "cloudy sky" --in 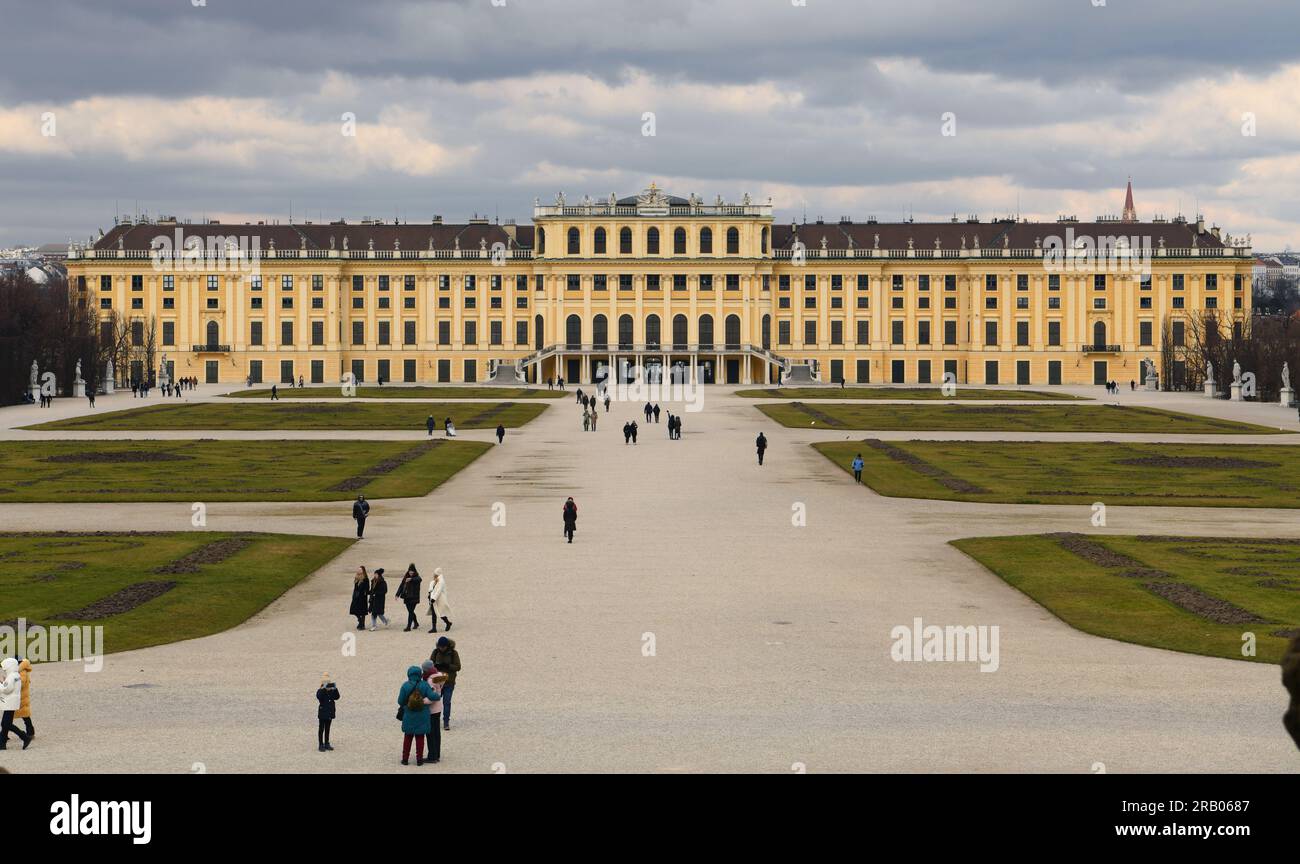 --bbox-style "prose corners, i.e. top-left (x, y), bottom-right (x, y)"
top-left (2, 0), bottom-right (1299, 248)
